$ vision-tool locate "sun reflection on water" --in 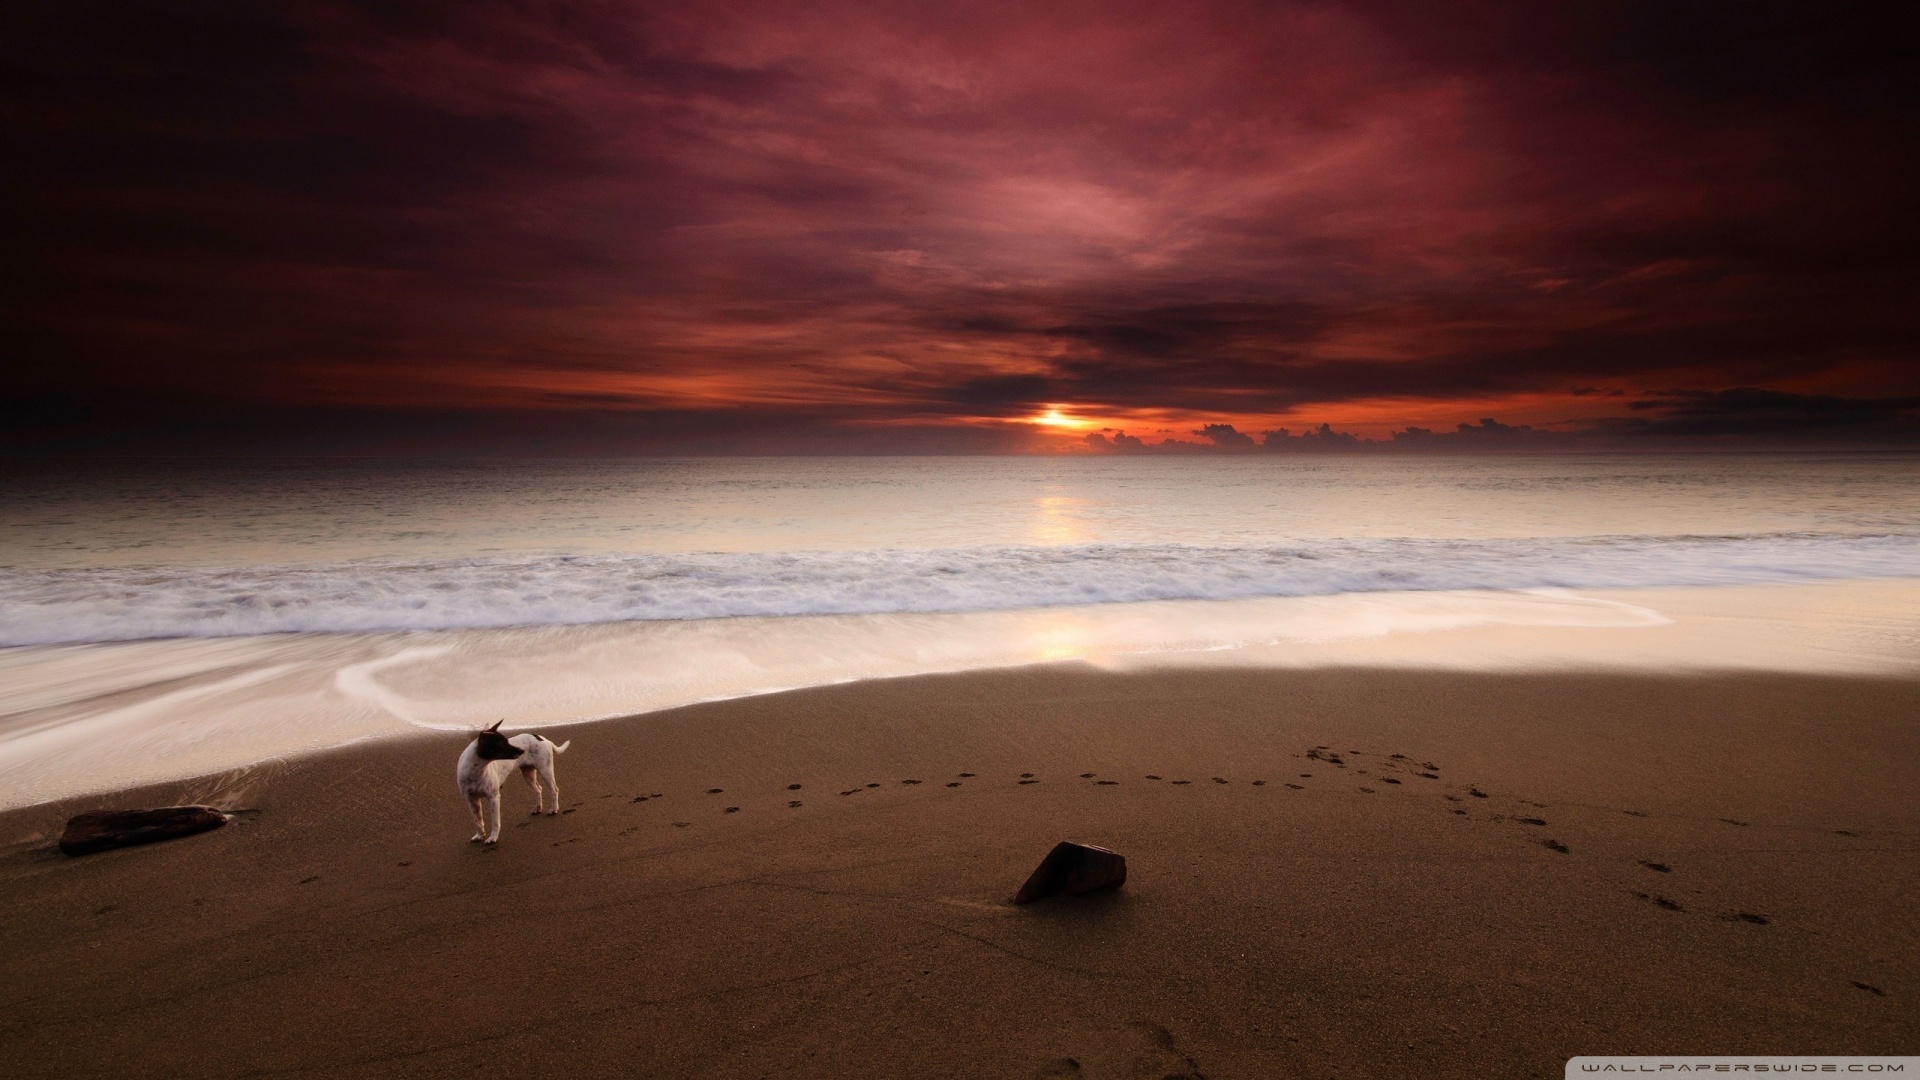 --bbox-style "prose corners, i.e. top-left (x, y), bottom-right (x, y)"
top-left (1030, 492), bottom-right (1091, 545)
